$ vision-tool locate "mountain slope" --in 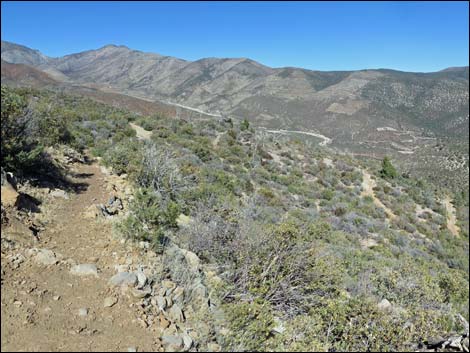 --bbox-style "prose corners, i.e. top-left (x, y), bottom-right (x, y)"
top-left (1, 41), bottom-right (468, 192)
top-left (2, 40), bottom-right (467, 142)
